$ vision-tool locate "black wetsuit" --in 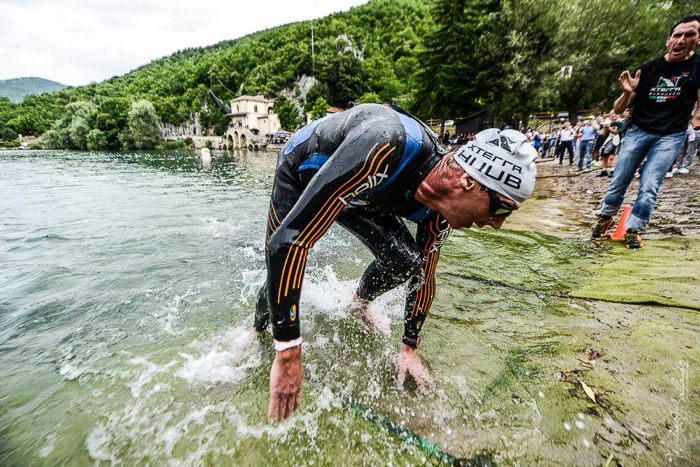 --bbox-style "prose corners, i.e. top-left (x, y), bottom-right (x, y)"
top-left (255, 103), bottom-right (452, 347)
